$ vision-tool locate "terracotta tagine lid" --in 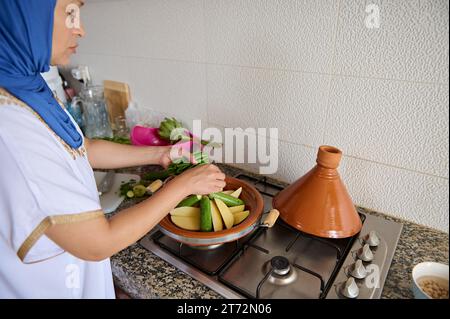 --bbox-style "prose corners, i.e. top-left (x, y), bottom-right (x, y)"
top-left (272, 145), bottom-right (362, 238)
